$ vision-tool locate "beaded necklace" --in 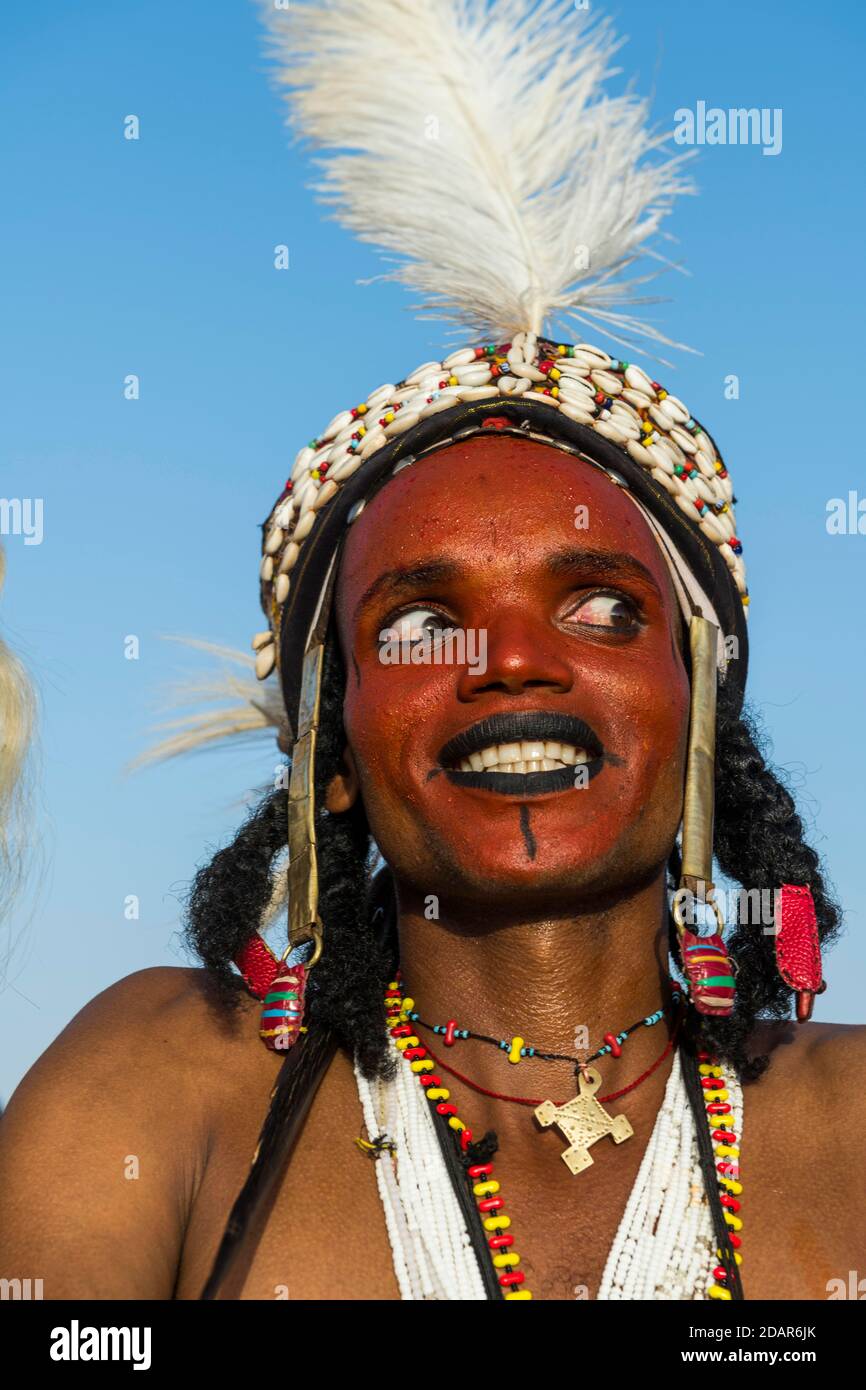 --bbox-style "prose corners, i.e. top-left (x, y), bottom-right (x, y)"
top-left (356, 978), bottom-right (745, 1301)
